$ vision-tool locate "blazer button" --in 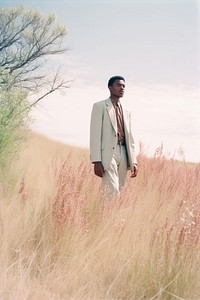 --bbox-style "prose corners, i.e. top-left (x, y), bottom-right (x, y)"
top-left (113, 147), bottom-right (115, 149)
